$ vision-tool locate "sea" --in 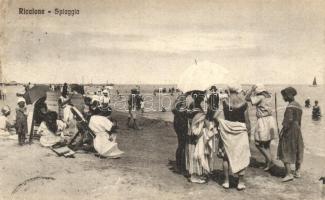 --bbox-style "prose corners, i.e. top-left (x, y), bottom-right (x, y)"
top-left (1, 84), bottom-right (324, 158)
